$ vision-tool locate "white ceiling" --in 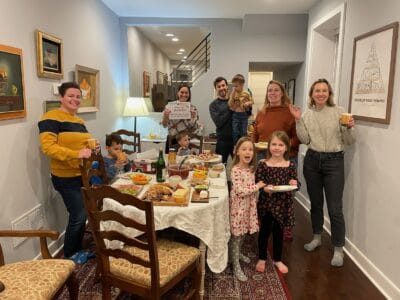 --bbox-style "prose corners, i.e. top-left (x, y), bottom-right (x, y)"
top-left (101, 0), bottom-right (319, 18)
top-left (102, 0), bottom-right (319, 61)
